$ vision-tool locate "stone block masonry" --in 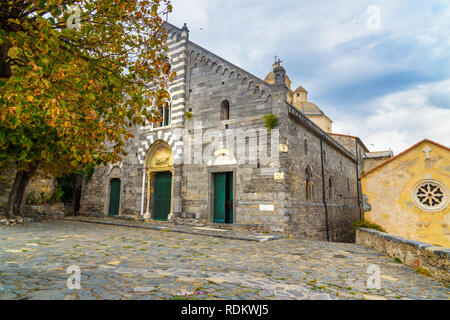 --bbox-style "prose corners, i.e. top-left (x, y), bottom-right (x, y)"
top-left (356, 228), bottom-right (450, 283)
top-left (79, 22), bottom-right (362, 243)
